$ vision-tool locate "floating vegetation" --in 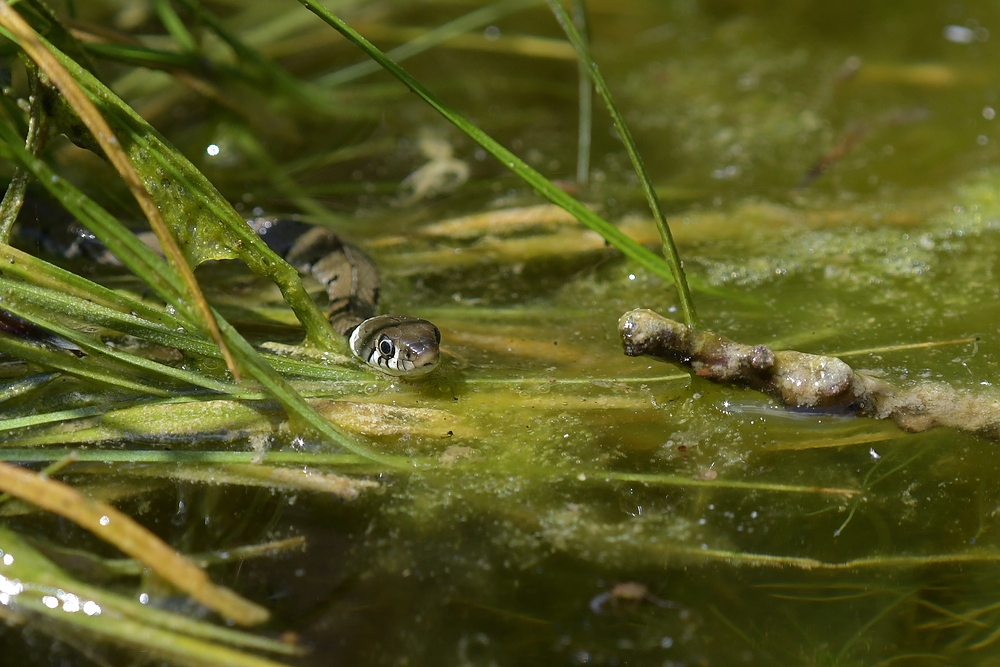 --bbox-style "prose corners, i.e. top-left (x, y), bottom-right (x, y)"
top-left (0, 0), bottom-right (996, 666)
